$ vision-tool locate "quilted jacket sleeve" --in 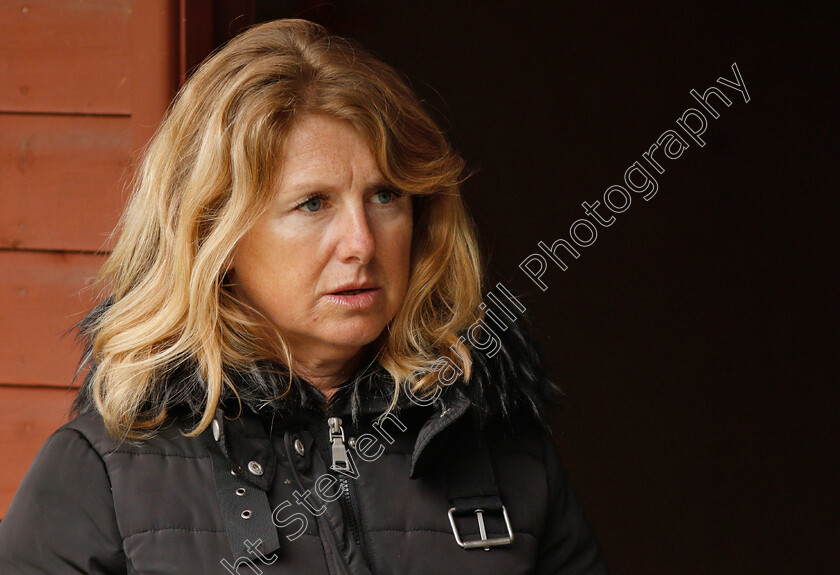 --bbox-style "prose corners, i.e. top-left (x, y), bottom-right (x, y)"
top-left (535, 432), bottom-right (609, 574)
top-left (0, 427), bottom-right (127, 574)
